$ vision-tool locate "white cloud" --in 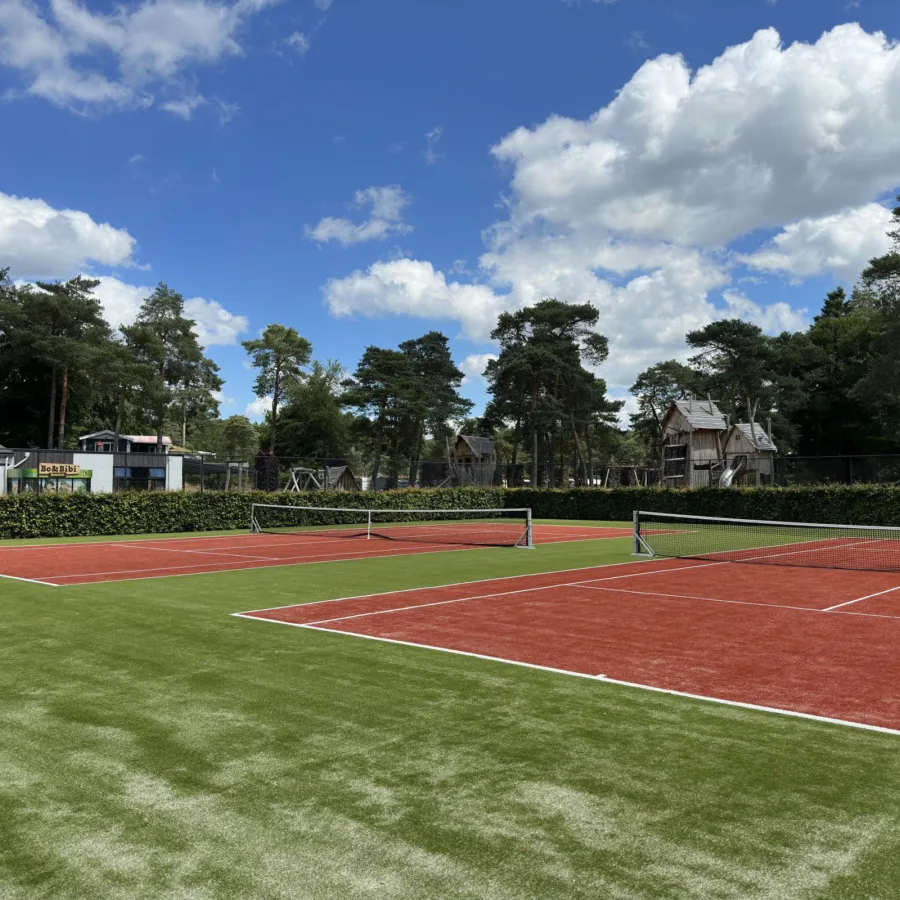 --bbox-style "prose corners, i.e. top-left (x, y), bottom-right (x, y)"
top-left (322, 24), bottom-right (900, 394)
top-left (161, 92), bottom-right (206, 119)
top-left (460, 353), bottom-right (498, 385)
top-left (741, 203), bottom-right (894, 282)
top-left (306, 185), bottom-right (412, 246)
top-left (244, 397), bottom-right (272, 421)
top-left (424, 125), bottom-right (442, 165)
top-left (284, 31), bottom-right (310, 55)
top-left (720, 289), bottom-right (808, 334)
top-left (0, 191), bottom-right (136, 277)
top-left (0, 0), bottom-right (279, 115)
top-left (313, 0), bottom-right (332, 9)
top-left (91, 276), bottom-right (249, 347)
top-left (491, 24), bottom-right (900, 247)
top-left (211, 390), bottom-right (235, 406)
top-left (325, 259), bottom-right (508, 340)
